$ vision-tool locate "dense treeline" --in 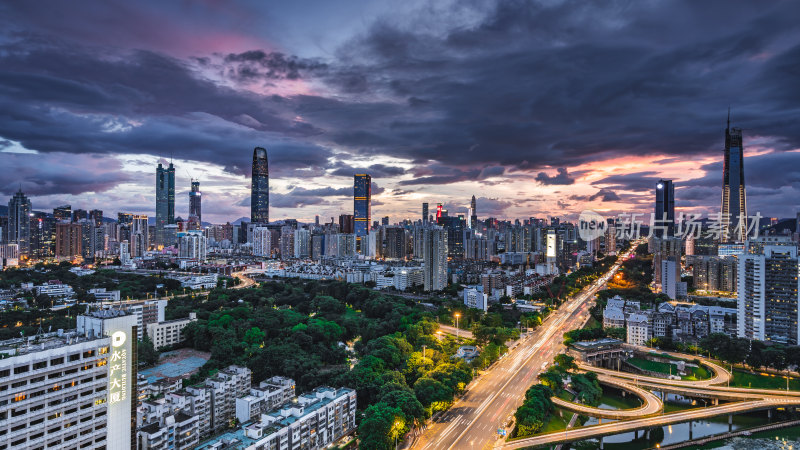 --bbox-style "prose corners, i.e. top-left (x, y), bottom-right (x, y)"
top-left (167, 279), bottom-right (486, 449)
top-left (0, 262), bottom-right (182, 301)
